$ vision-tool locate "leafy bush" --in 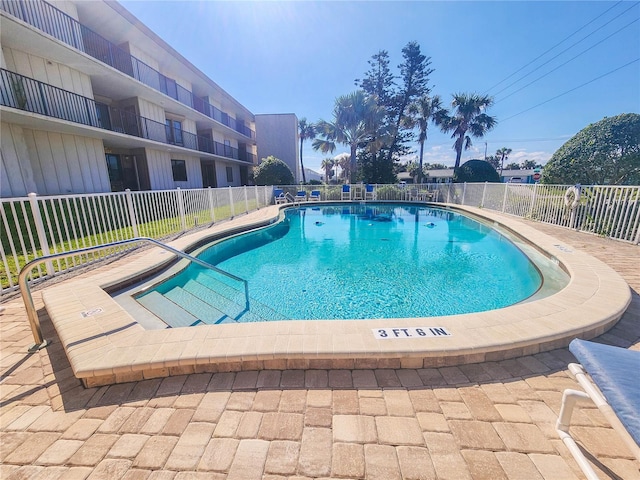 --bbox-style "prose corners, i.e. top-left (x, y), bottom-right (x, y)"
top-left (253, 156), bottom-right (294, 185)
top-left (543, 113), bottom-right (640, 185)
top-left (454, 160), bottom-right (500, 183)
